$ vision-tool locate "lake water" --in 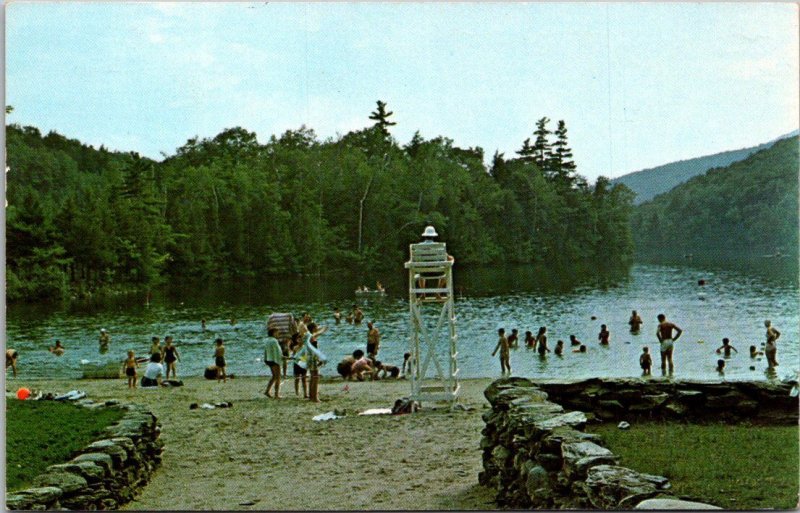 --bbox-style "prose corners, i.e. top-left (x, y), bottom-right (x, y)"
top-left (5, 261), bottom-right (799, 382)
